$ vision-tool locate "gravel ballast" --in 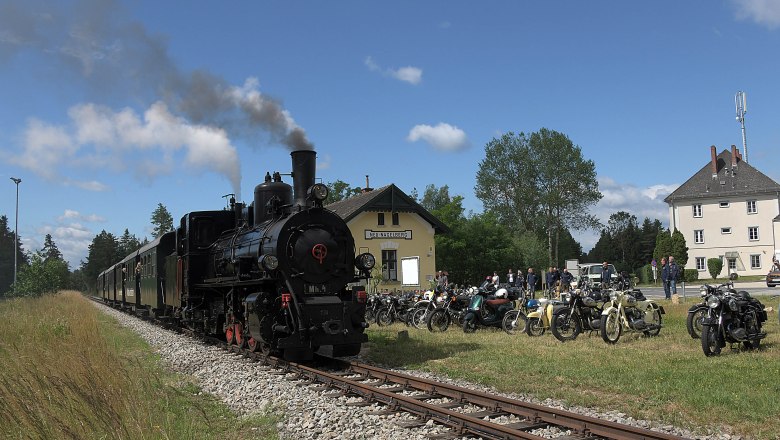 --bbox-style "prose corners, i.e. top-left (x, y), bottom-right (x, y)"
top-left (95, 302), bottom-right (734, 440)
